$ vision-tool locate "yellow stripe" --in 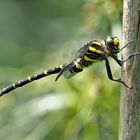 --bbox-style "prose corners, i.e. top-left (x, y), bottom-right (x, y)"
top-left (60, 65), bottom-right (64, 69)
top-left (44, 70), bottom-right (47, 75)
top-left (27, 77), bottom-right (31, 81)
top-left (75, 63), bottom-right (82, 69)
top-left (13, 84), bottom-right (16, 88)
top-left (89, 47), bottom-right (103, 54)
top-left (92, 41), bottom-right (101, 46)
top-left (84, 55), bottom-right (97, 62)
